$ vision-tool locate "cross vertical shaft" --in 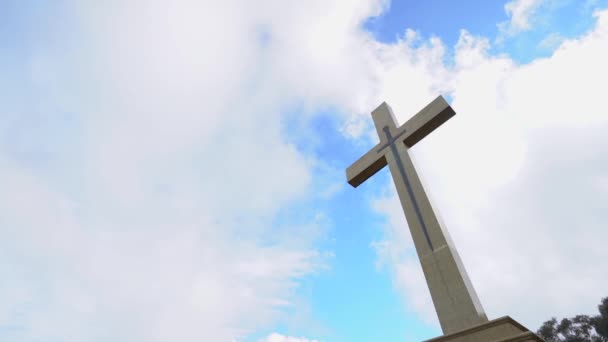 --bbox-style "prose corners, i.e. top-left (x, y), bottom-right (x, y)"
top-left (346, 96), bottom-right (488, 334)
